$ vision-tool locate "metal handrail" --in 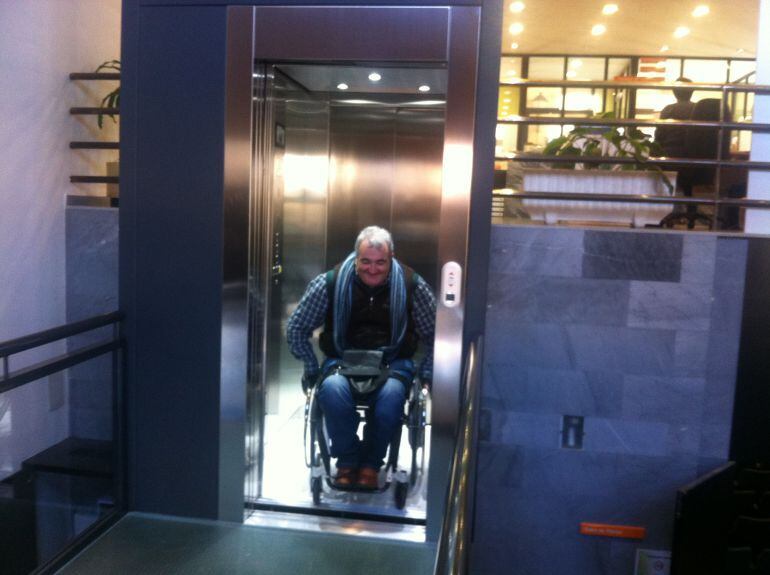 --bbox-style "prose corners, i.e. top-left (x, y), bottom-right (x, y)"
top-left (0, 310), bottom-right (127, 574)
top-left (0, 311), bottom-right (124, 394)
top-left (496, 78), bottom-right (770, 225)
top-left (501, 79), bottom-right (770, 94)
top-left (434, 335), bottom-right (483, 575)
